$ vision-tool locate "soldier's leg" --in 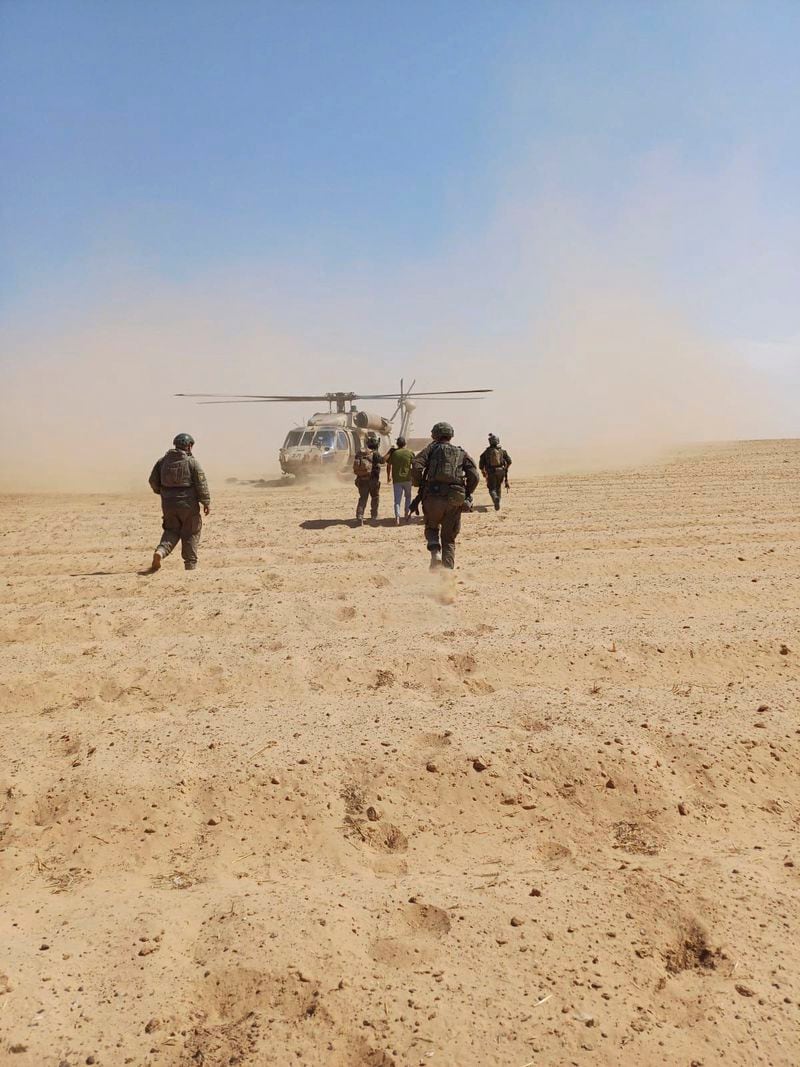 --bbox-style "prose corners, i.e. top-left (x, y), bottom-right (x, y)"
top-left (180, 507), bottom-right (202, 570)
top-left (487, 472), bottom-right (501, 510)
top-left (356, 479), bottom-right (370, 520)
top-left (440, 503), bottom-right (462, 569)
top-left (393, 482), bottom-right (403, 521)
top-left (369, 479), bottom-right (380, 519)
top-left (157, 509), bottom-right (182, 559)
top-left (422, 495), bottom-right (446, 566)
